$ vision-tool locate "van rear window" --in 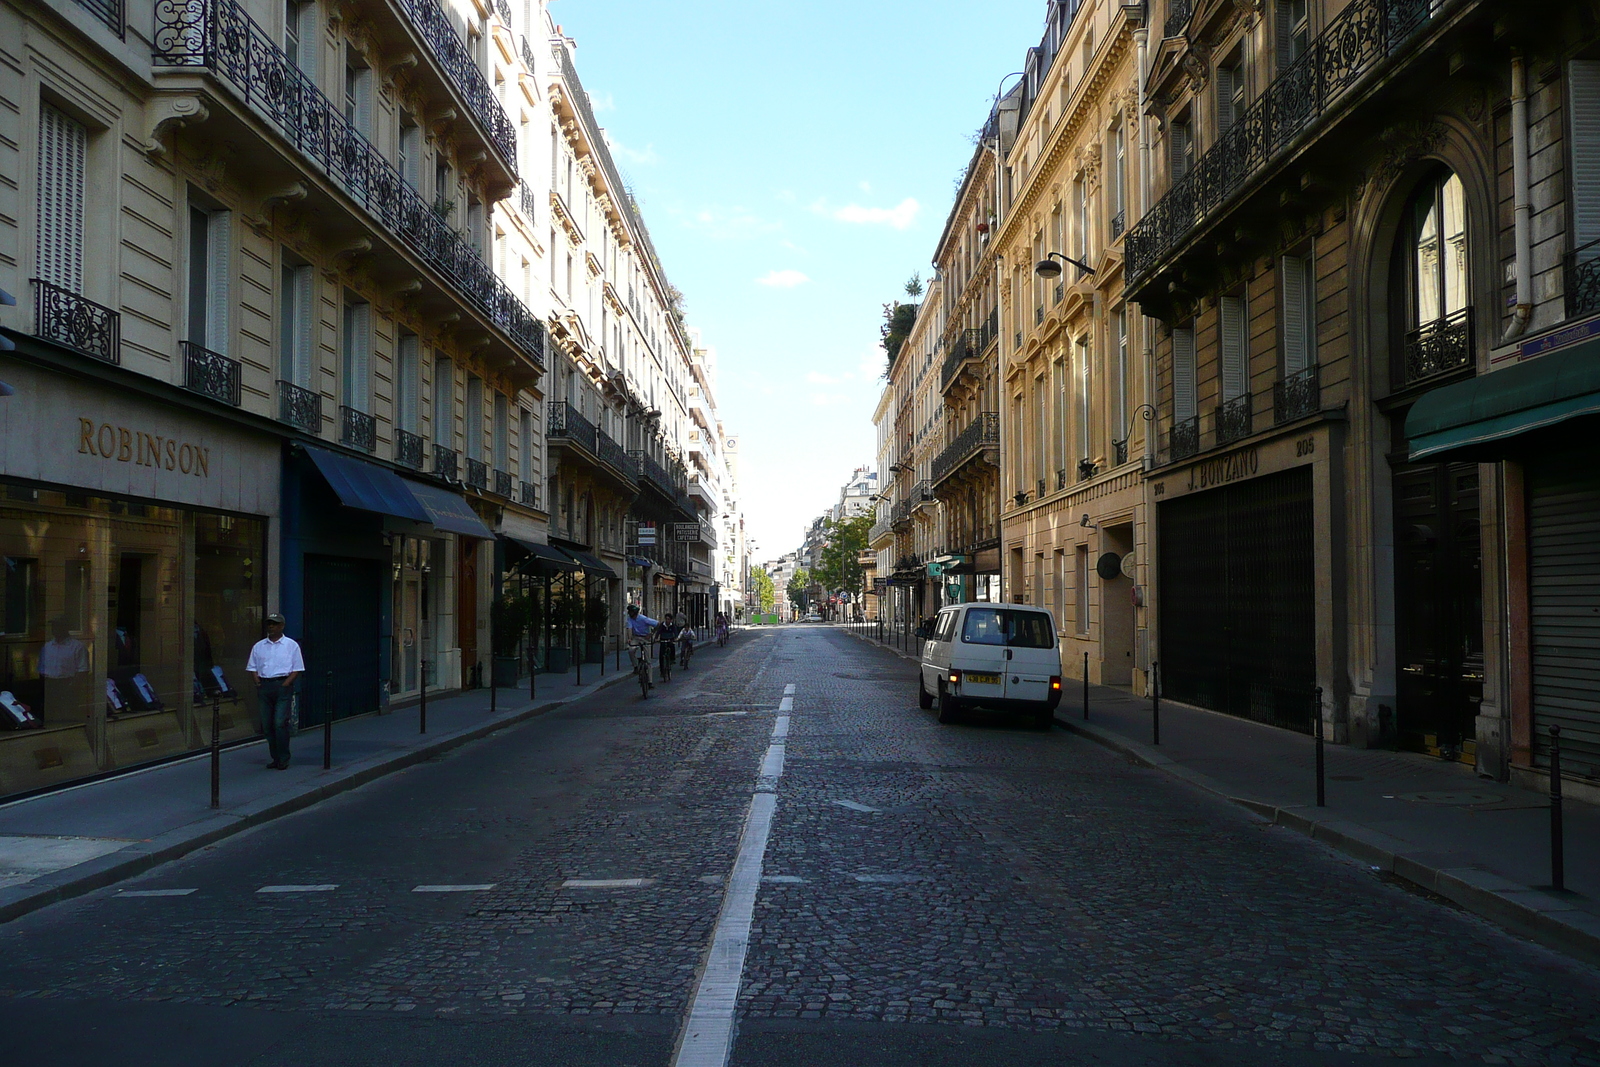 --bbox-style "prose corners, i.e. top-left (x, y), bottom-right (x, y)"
top-left (960, 609), bottom-right (1056, 648)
